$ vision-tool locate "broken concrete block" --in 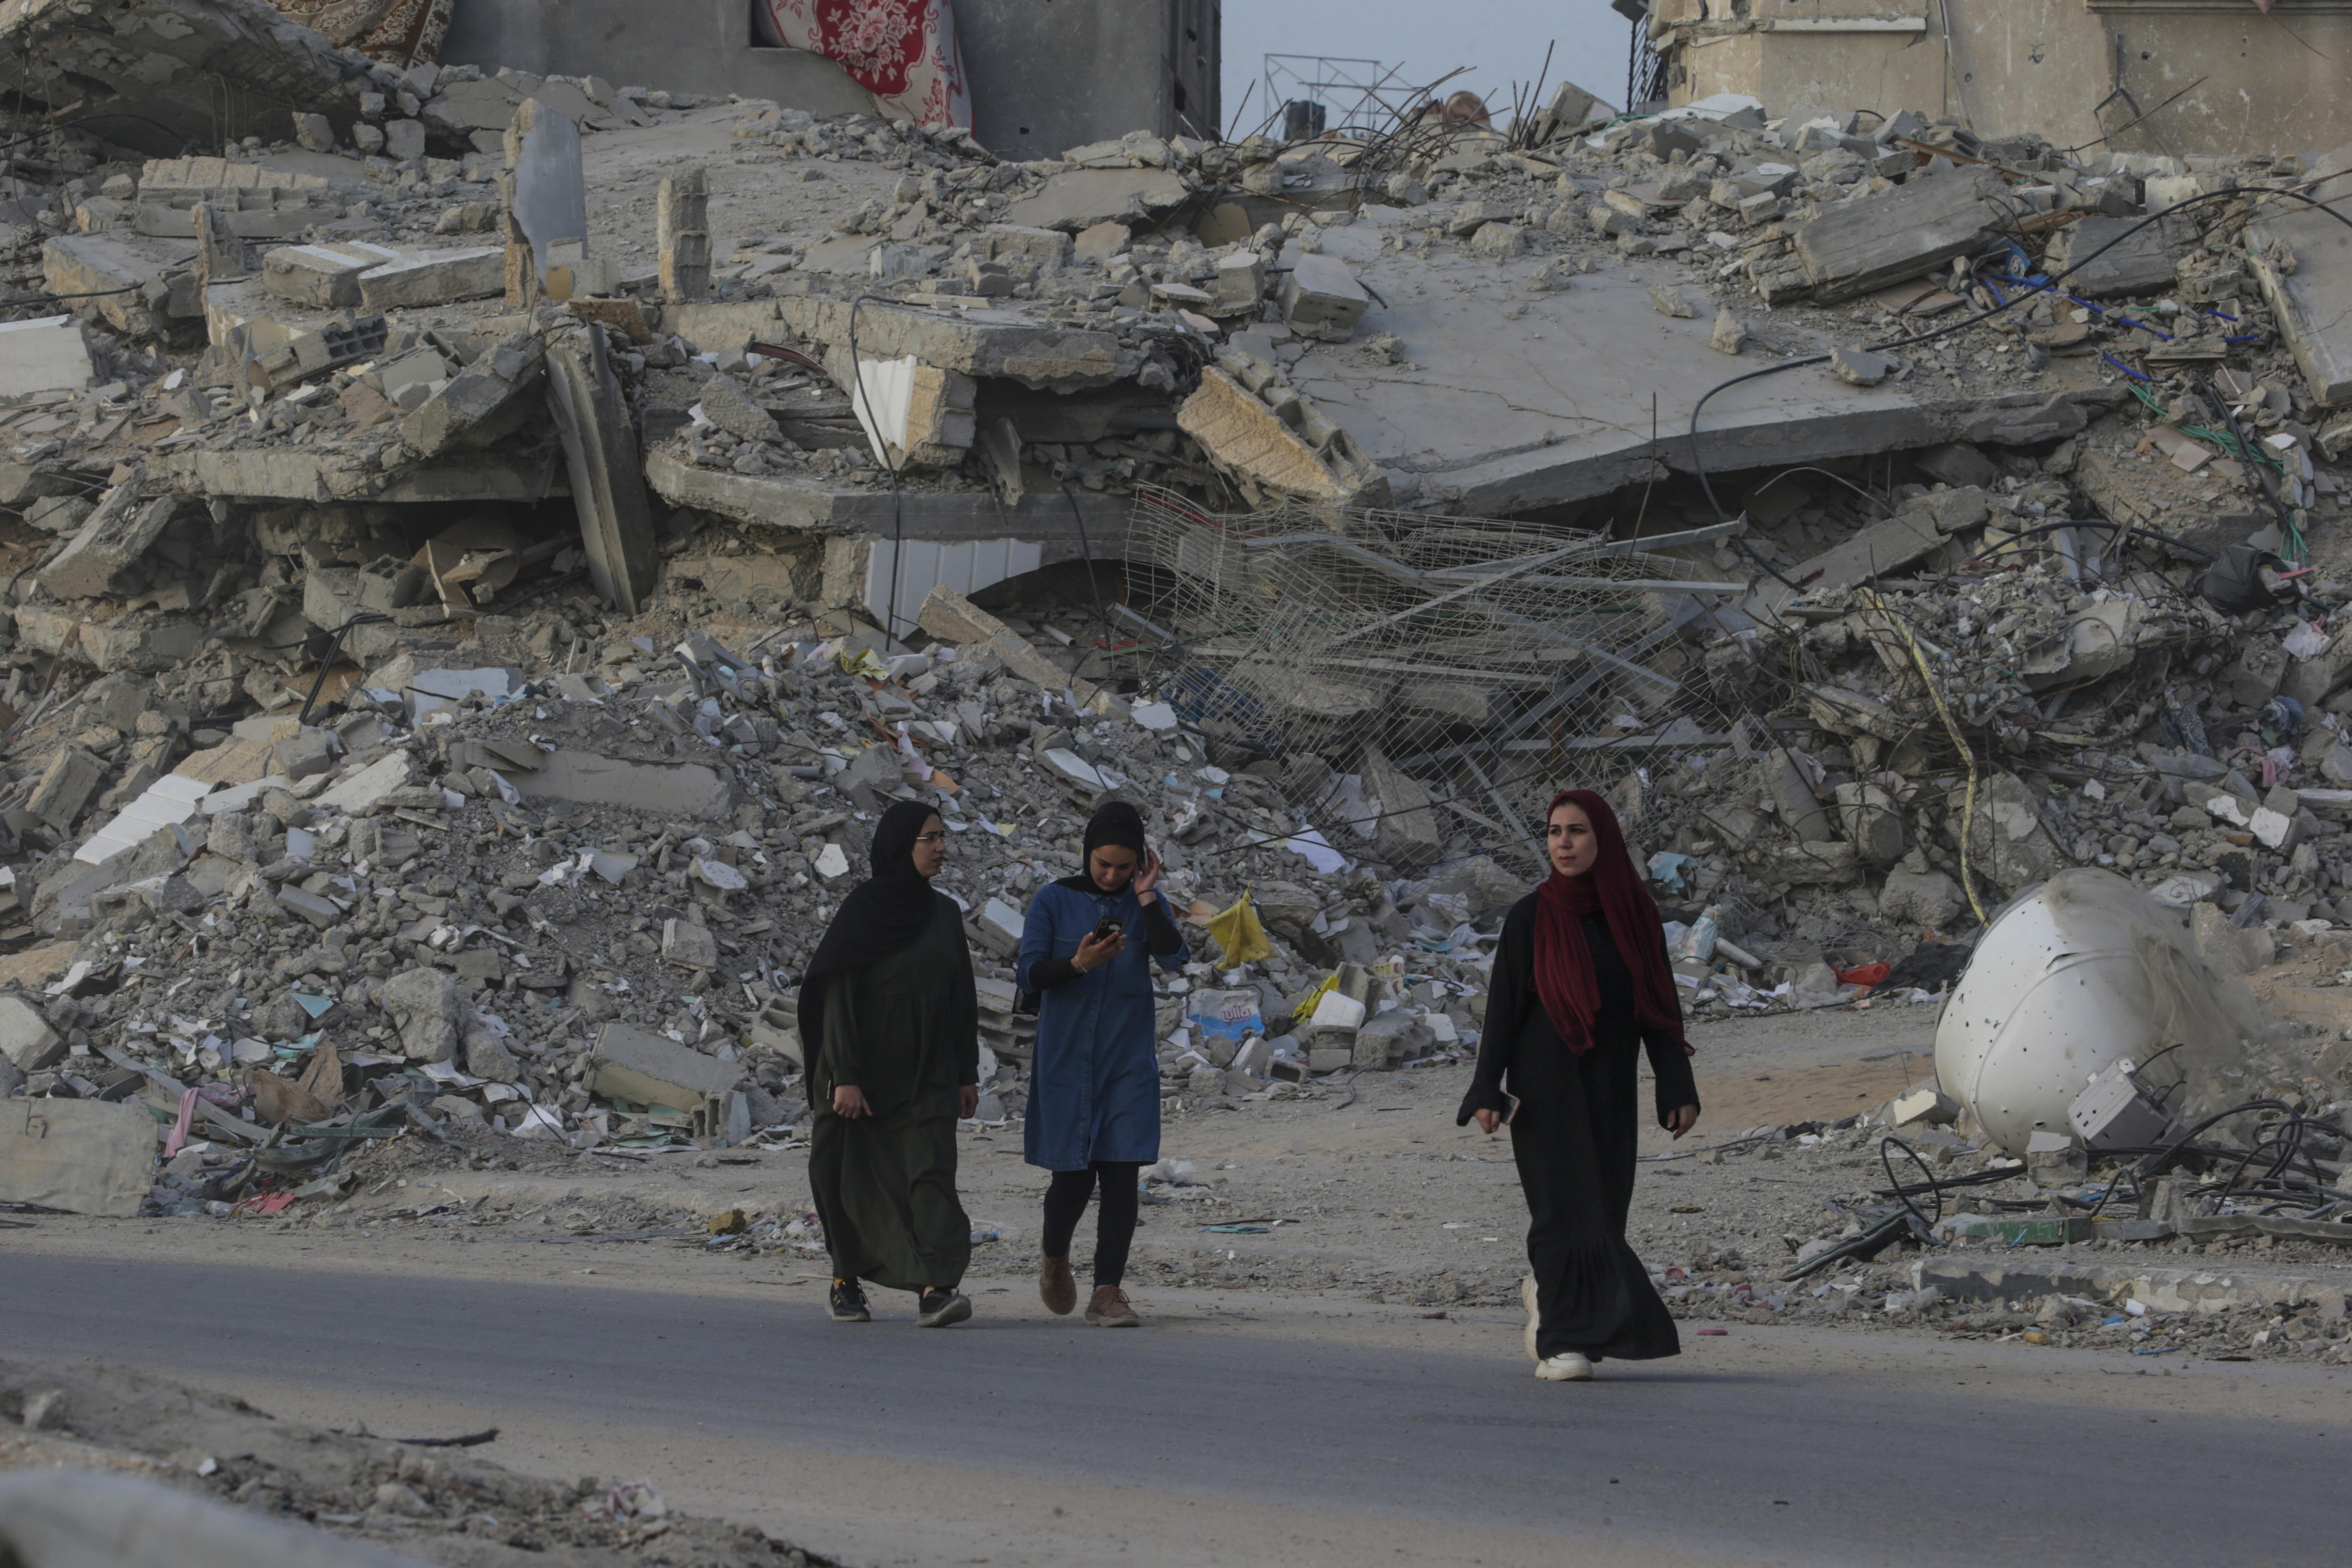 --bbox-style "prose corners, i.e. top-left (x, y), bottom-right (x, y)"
top-left (381, 966), bottom-right (461, 1062)
top-left (383, 118), bottom-right (426, 161)
top-left (0, 314), bottom-right (95, 399)
top-left (1793, 168), bottom-right (2006, 302)
top-left (1073, 220), bottom-right (1129, 263)
top-left (1917, 442), bottom-right (1999, 489)
top-left (36, 482), bottom-right (175, 602)
top-left (312, 753), bottom-right (414, 816)
top-left (1837, 782), bottom-right (1906, 864)
top-left (1353, 1009), bottom-right (1432, 1069)
top-left (1470, 222), bottom-right (1527, 257)
top-left (1884, 1086), bottom-right (1960, 1127)
top-left (358, 246), bottom-right (503, 310)
top-left (591, 1020), bottom-right (738, 1113)
top-left (291, 111), bottom-right (335, 153)
top-left (0, 1098), bottom-right (156, 1218)
top-left (1212, 250), bottom-right (1266, 313)
top-left (662, 917), bottom-right (719, 971)
top-left (1648, 285), bottom-right (1695, 319)
top-left (2046, 213), bottom-right (2187, 298)
top-left (1003, 167), bottom-right (1192, 232)
top-left (1830, 345), bottom-right (1893, 386)
top-left (1965, 772), bottom-right (2064, 894)
top-left (1363, 748), bottom-right (1442, 875)
top-left (1176, 366), bottom-right (1388, 509)
top-left (1878, 855), bottom-right (1962, 928)
top-left (271, 727), bottom-right (336, 781)
top-left (983, 224), bottom-right (1074, 271)
top-left (1279, 251), bottom-right (1368, 342)
top-left (22, 496), bottom-right (92, 536)
top-left (1709, 308), bottom-right (1746, 355)
top-left (697, 373), bottom-right (777, 444)
top-left (400, 330), bottom-right (546, 460)
top-left (261, 241), bottom-right (403, 308)
top-left (0, 995), bottom-right (64, 1072)
top-left (26, 747), bottom-right (108, 835)
top-left (274, 886), bottom-right (342, 929)
top-left (1764, 748), bottom-right (1834, 842)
